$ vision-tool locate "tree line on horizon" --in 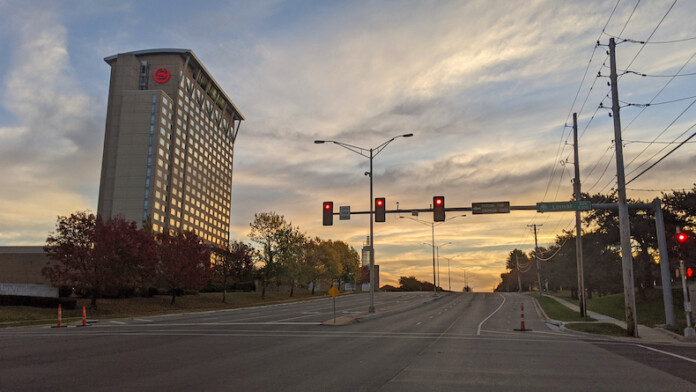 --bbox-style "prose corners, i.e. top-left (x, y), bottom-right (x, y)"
top-left (496, 185), bottom-right (696, 298)
top-left (42, 210), bottom-right (360, 308)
